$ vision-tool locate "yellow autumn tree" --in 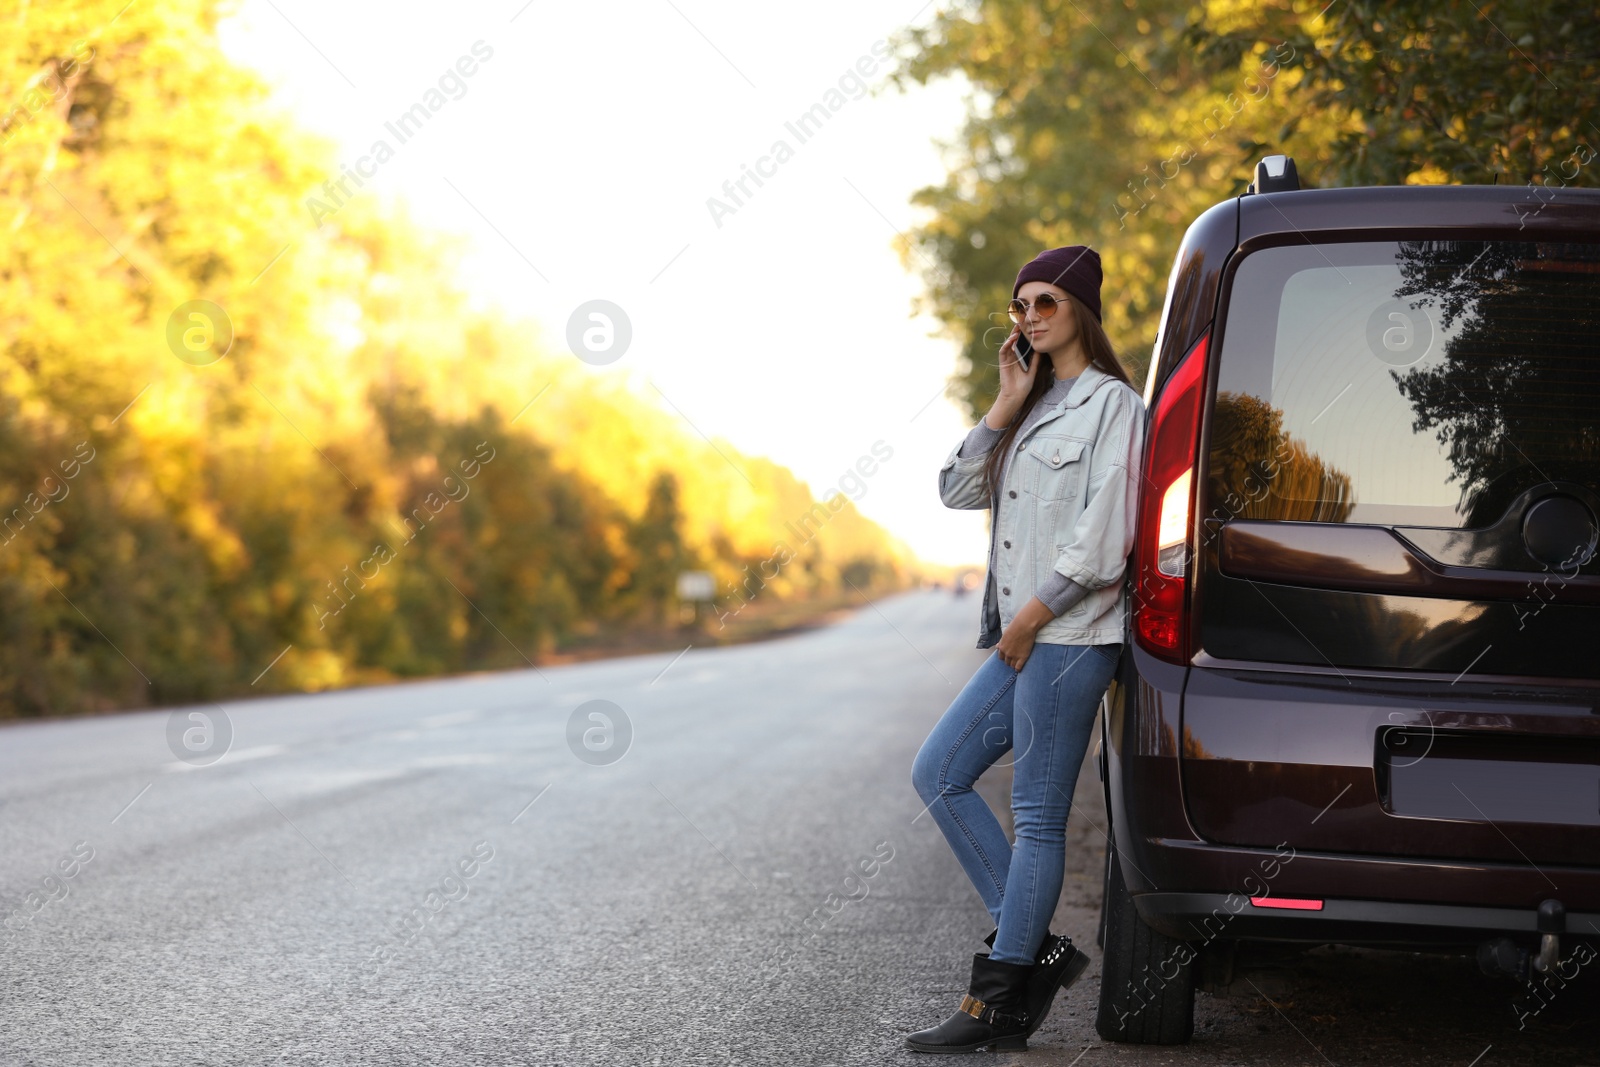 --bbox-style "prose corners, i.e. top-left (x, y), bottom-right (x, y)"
top-left (0, 0), bottom-right (917, 717)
